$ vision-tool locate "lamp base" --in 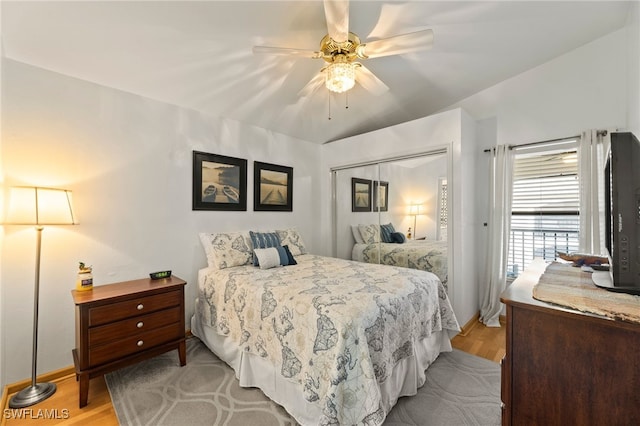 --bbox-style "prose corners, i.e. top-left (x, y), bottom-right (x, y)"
top-left (9, 382), bottom-right (57, 408)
